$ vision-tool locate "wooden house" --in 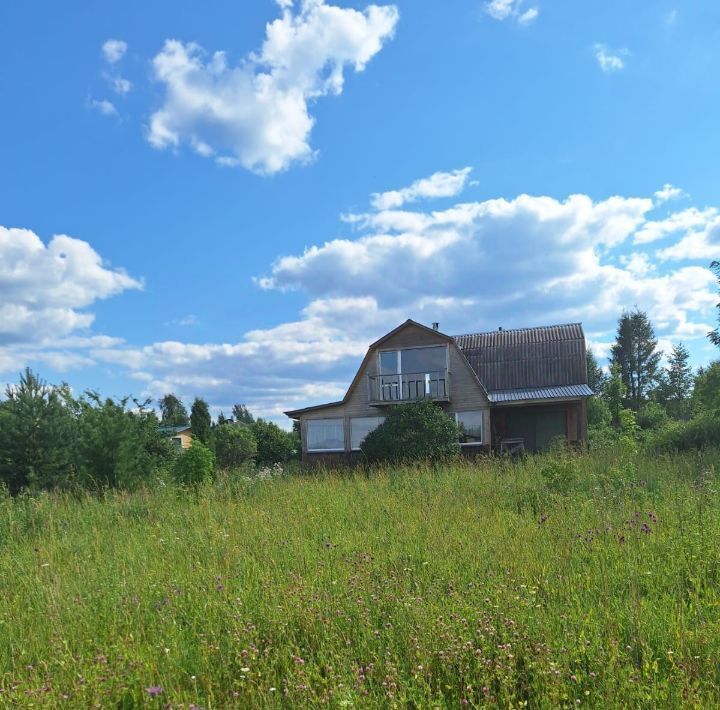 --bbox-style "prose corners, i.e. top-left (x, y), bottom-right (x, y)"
top-left (285, 320), bottom-right (593, 464)
top-left (159, 424), bottom-right (193, 450)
